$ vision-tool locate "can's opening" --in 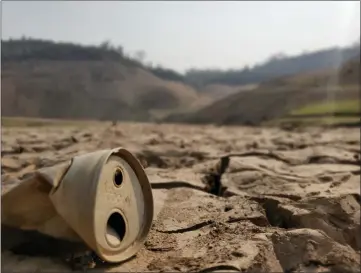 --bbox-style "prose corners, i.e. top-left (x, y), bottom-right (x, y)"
top-left (113, 168), bottom-right (124, 187)
top-left (105, 212), bottom-right (126, 247)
